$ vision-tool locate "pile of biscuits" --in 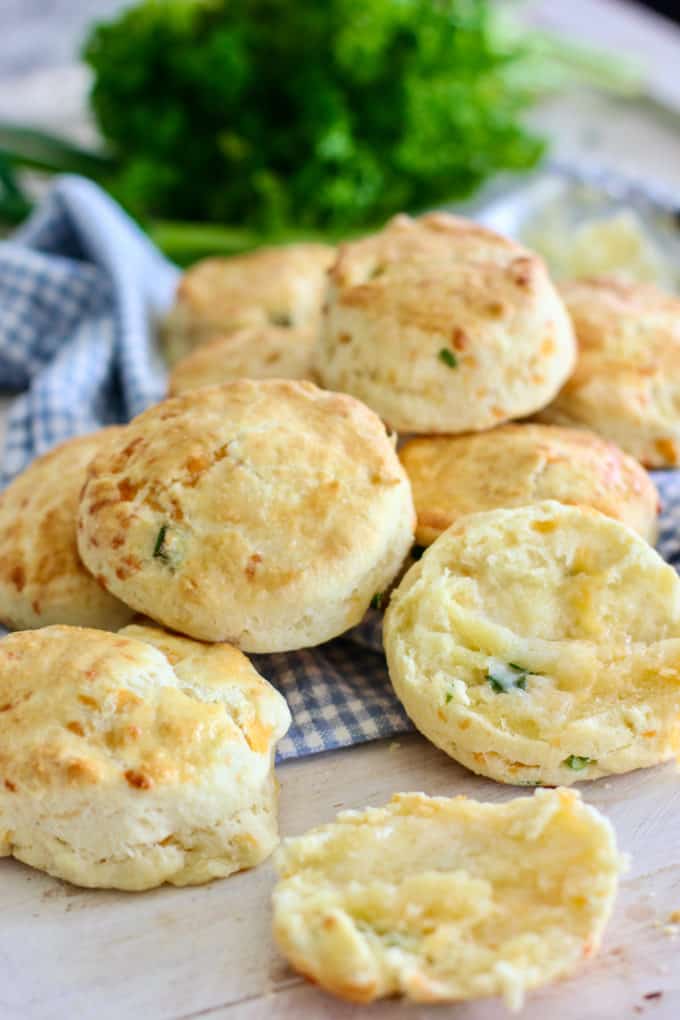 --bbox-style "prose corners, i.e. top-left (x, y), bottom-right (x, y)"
top-left (3, 210), bottom-right (680, 1011)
